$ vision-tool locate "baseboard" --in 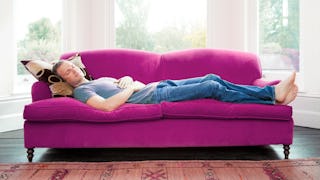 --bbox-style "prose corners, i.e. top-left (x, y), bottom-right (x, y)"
top-left (0, 96), bottom-right (31, 132)
top-left (293, 110), bottom-right (320, 129)
top-left (292, 95), bottom-right (320, 129)
top-left (0, 113), bottom-right (24, 132)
